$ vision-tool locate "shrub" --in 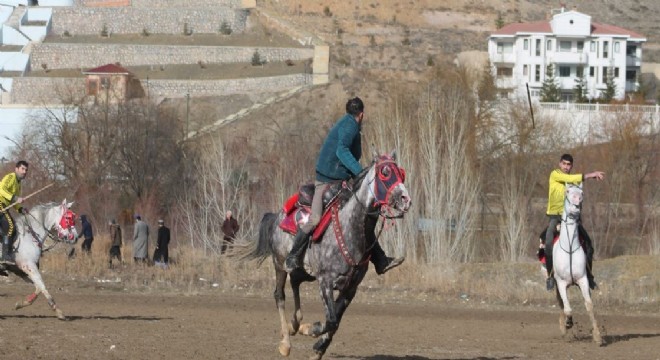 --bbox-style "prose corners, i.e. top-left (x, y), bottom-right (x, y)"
top-left (251, 50), bottom-right (264, 66)
top-left (100, 23), bottom-right (109, 37)
top-left (219, 21), bottom-right (232, 35)
top-left (426, 55), bottom-right (434, 66)
top-left (323, 6), bottom-right (332, 17)
top-left (41, 63), bottom-right (49, 72)
top-left (198, 60), bottom-right (207, 69)
top-left (285, 59), bottom-right (294, 66)
top-left (183, 22), bottom-right (193, 36)
top-left (63, 30), bottom-right (71, 37)
top-left (142, 28), bottom-right (150, 37)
